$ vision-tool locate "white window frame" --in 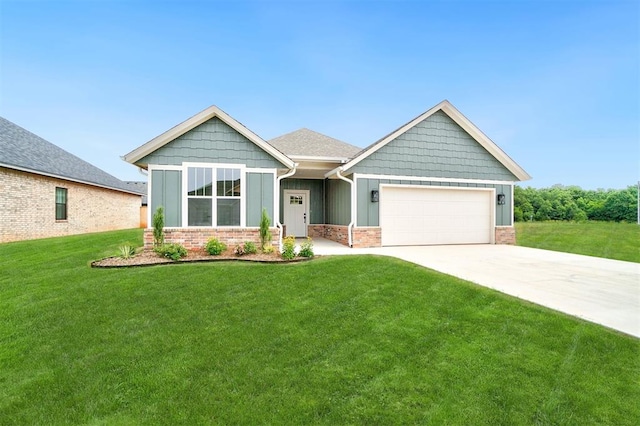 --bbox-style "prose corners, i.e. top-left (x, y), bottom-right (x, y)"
top-left (181, 162), bottom-right (247, 228)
